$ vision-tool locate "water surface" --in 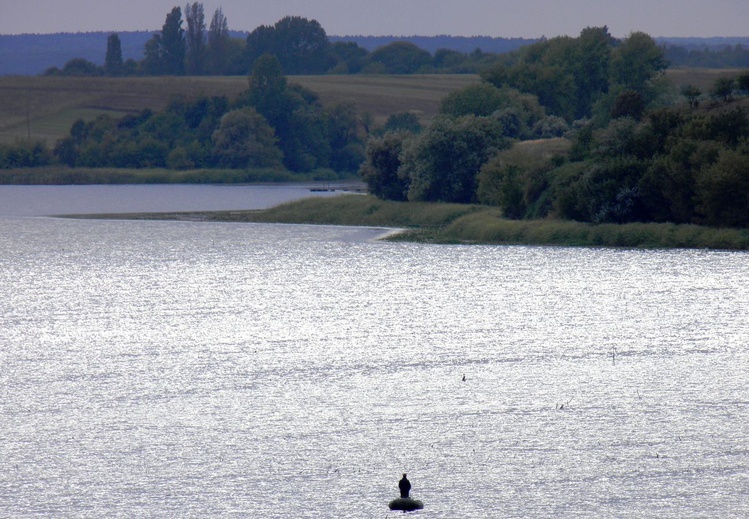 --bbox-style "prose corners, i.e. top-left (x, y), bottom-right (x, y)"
top-left (1, 188), bottom-right (748, 517)
top-left (0, 183), bottom-right (348, 216)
